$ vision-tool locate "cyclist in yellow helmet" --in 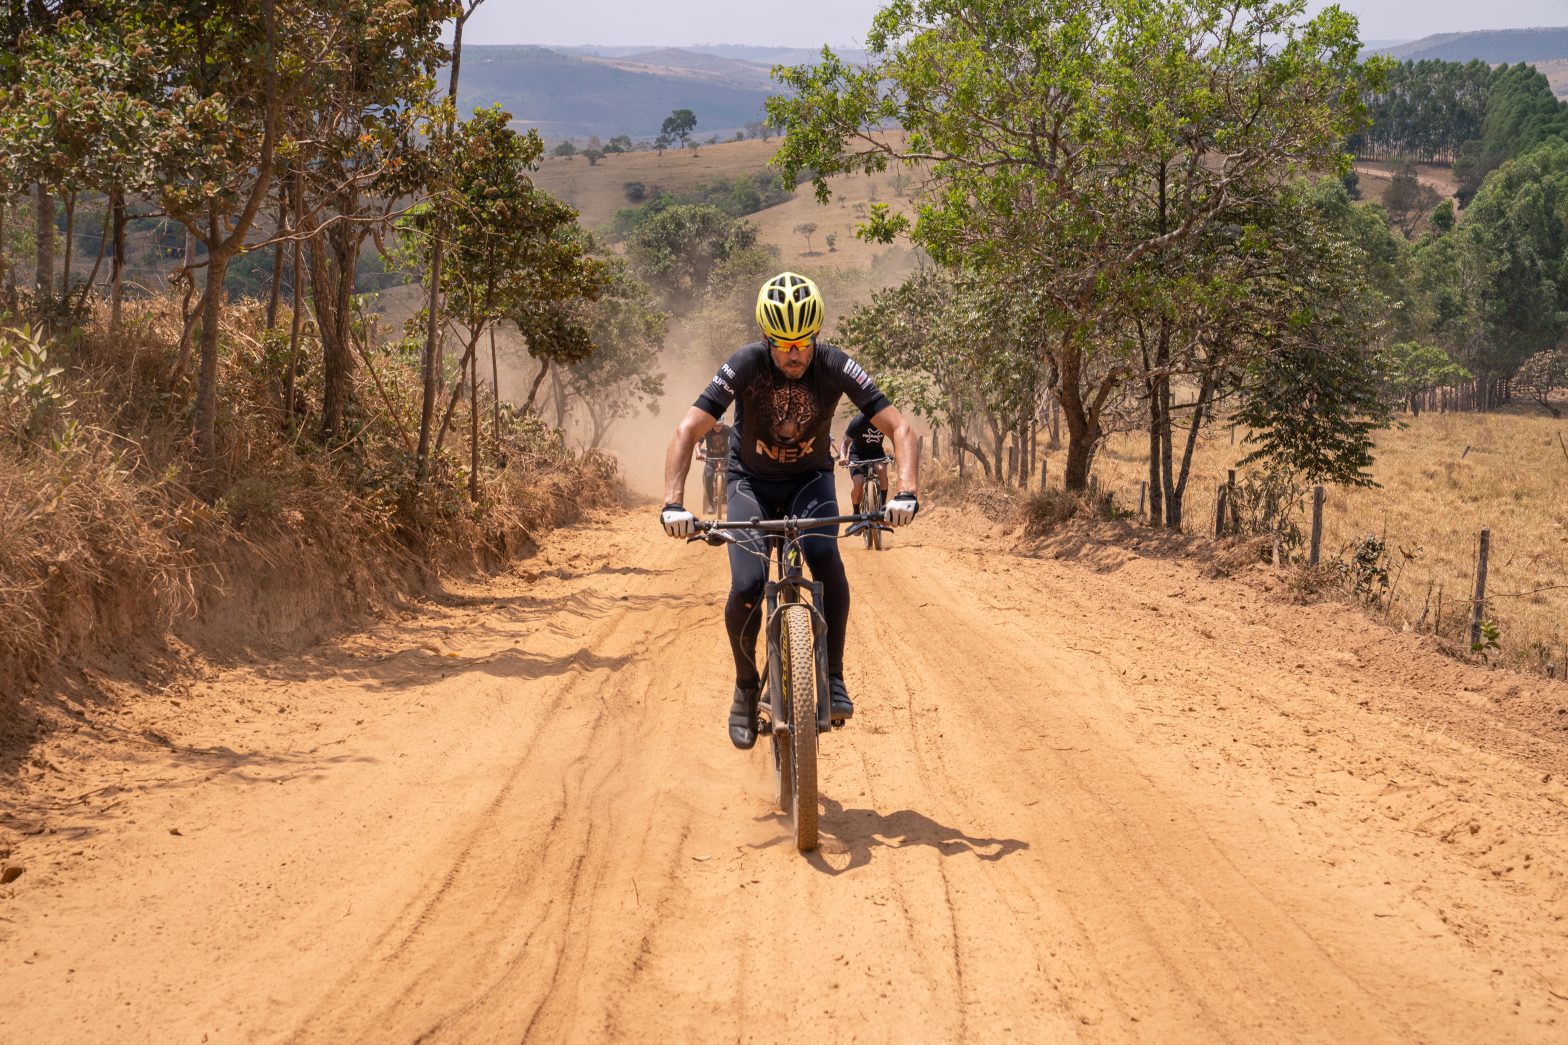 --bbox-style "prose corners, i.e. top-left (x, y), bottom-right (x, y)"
top-left (660, 272), bottom-right (921, 749)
